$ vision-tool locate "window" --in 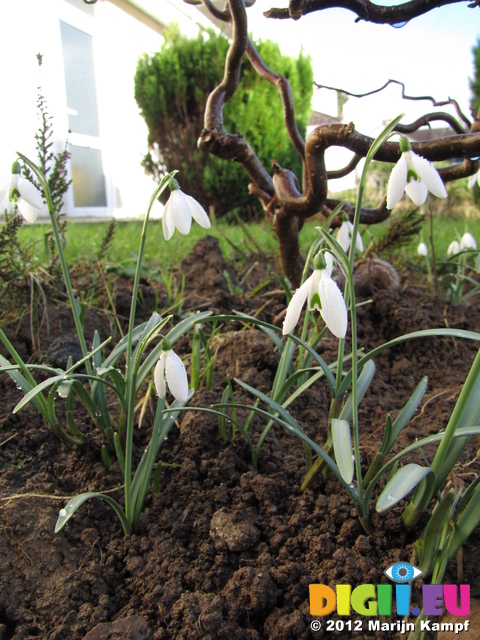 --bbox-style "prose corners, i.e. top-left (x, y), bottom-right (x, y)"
top-left (60, 12), bottom-right (107, 211)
